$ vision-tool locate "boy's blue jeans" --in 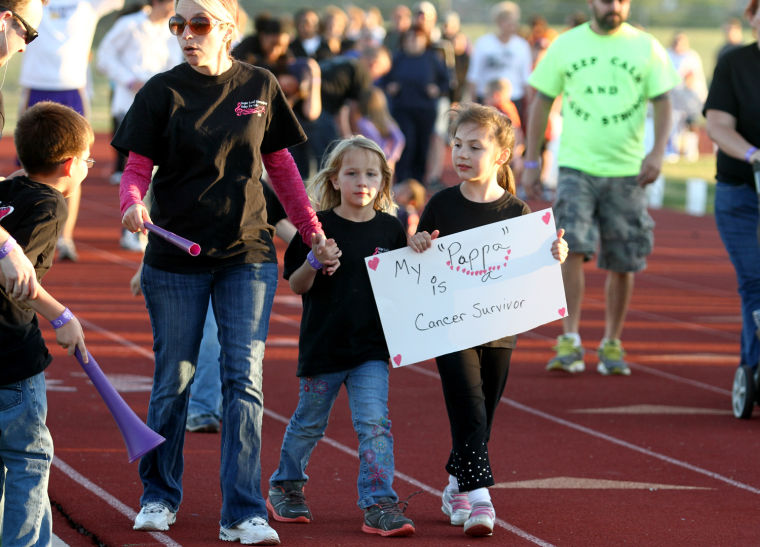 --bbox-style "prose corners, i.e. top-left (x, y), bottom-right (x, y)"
top-left (269, 360), bottom-right (398, 509)
top-left (715, 182), bottom-right (760, 368)
top-left (0, 371), bottom-right (53, 547)
top-left (187, 300), bottom-right (222, 420)
top-left (140, 262), bottom-right (277, 528)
